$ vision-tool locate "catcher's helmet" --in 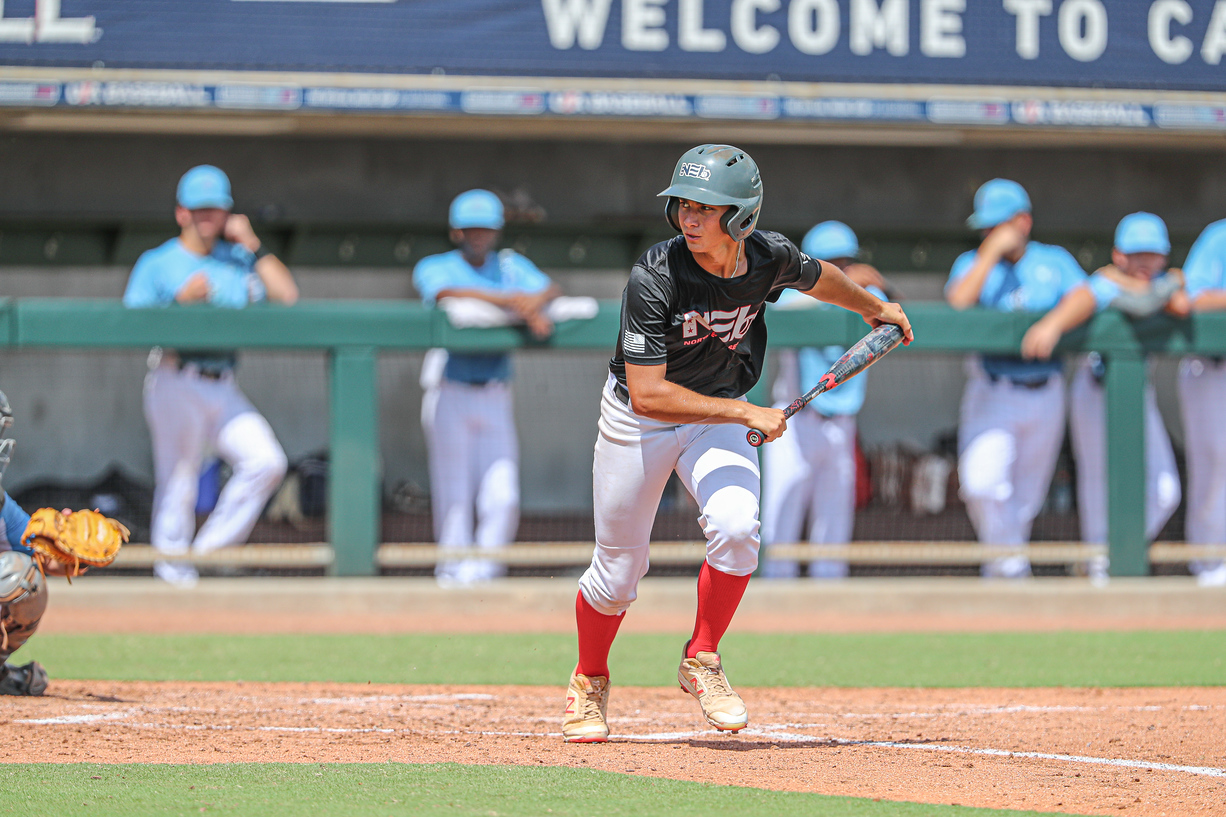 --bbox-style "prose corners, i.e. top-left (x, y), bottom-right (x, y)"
top-left (658, 144), bottom-right (762, 242)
